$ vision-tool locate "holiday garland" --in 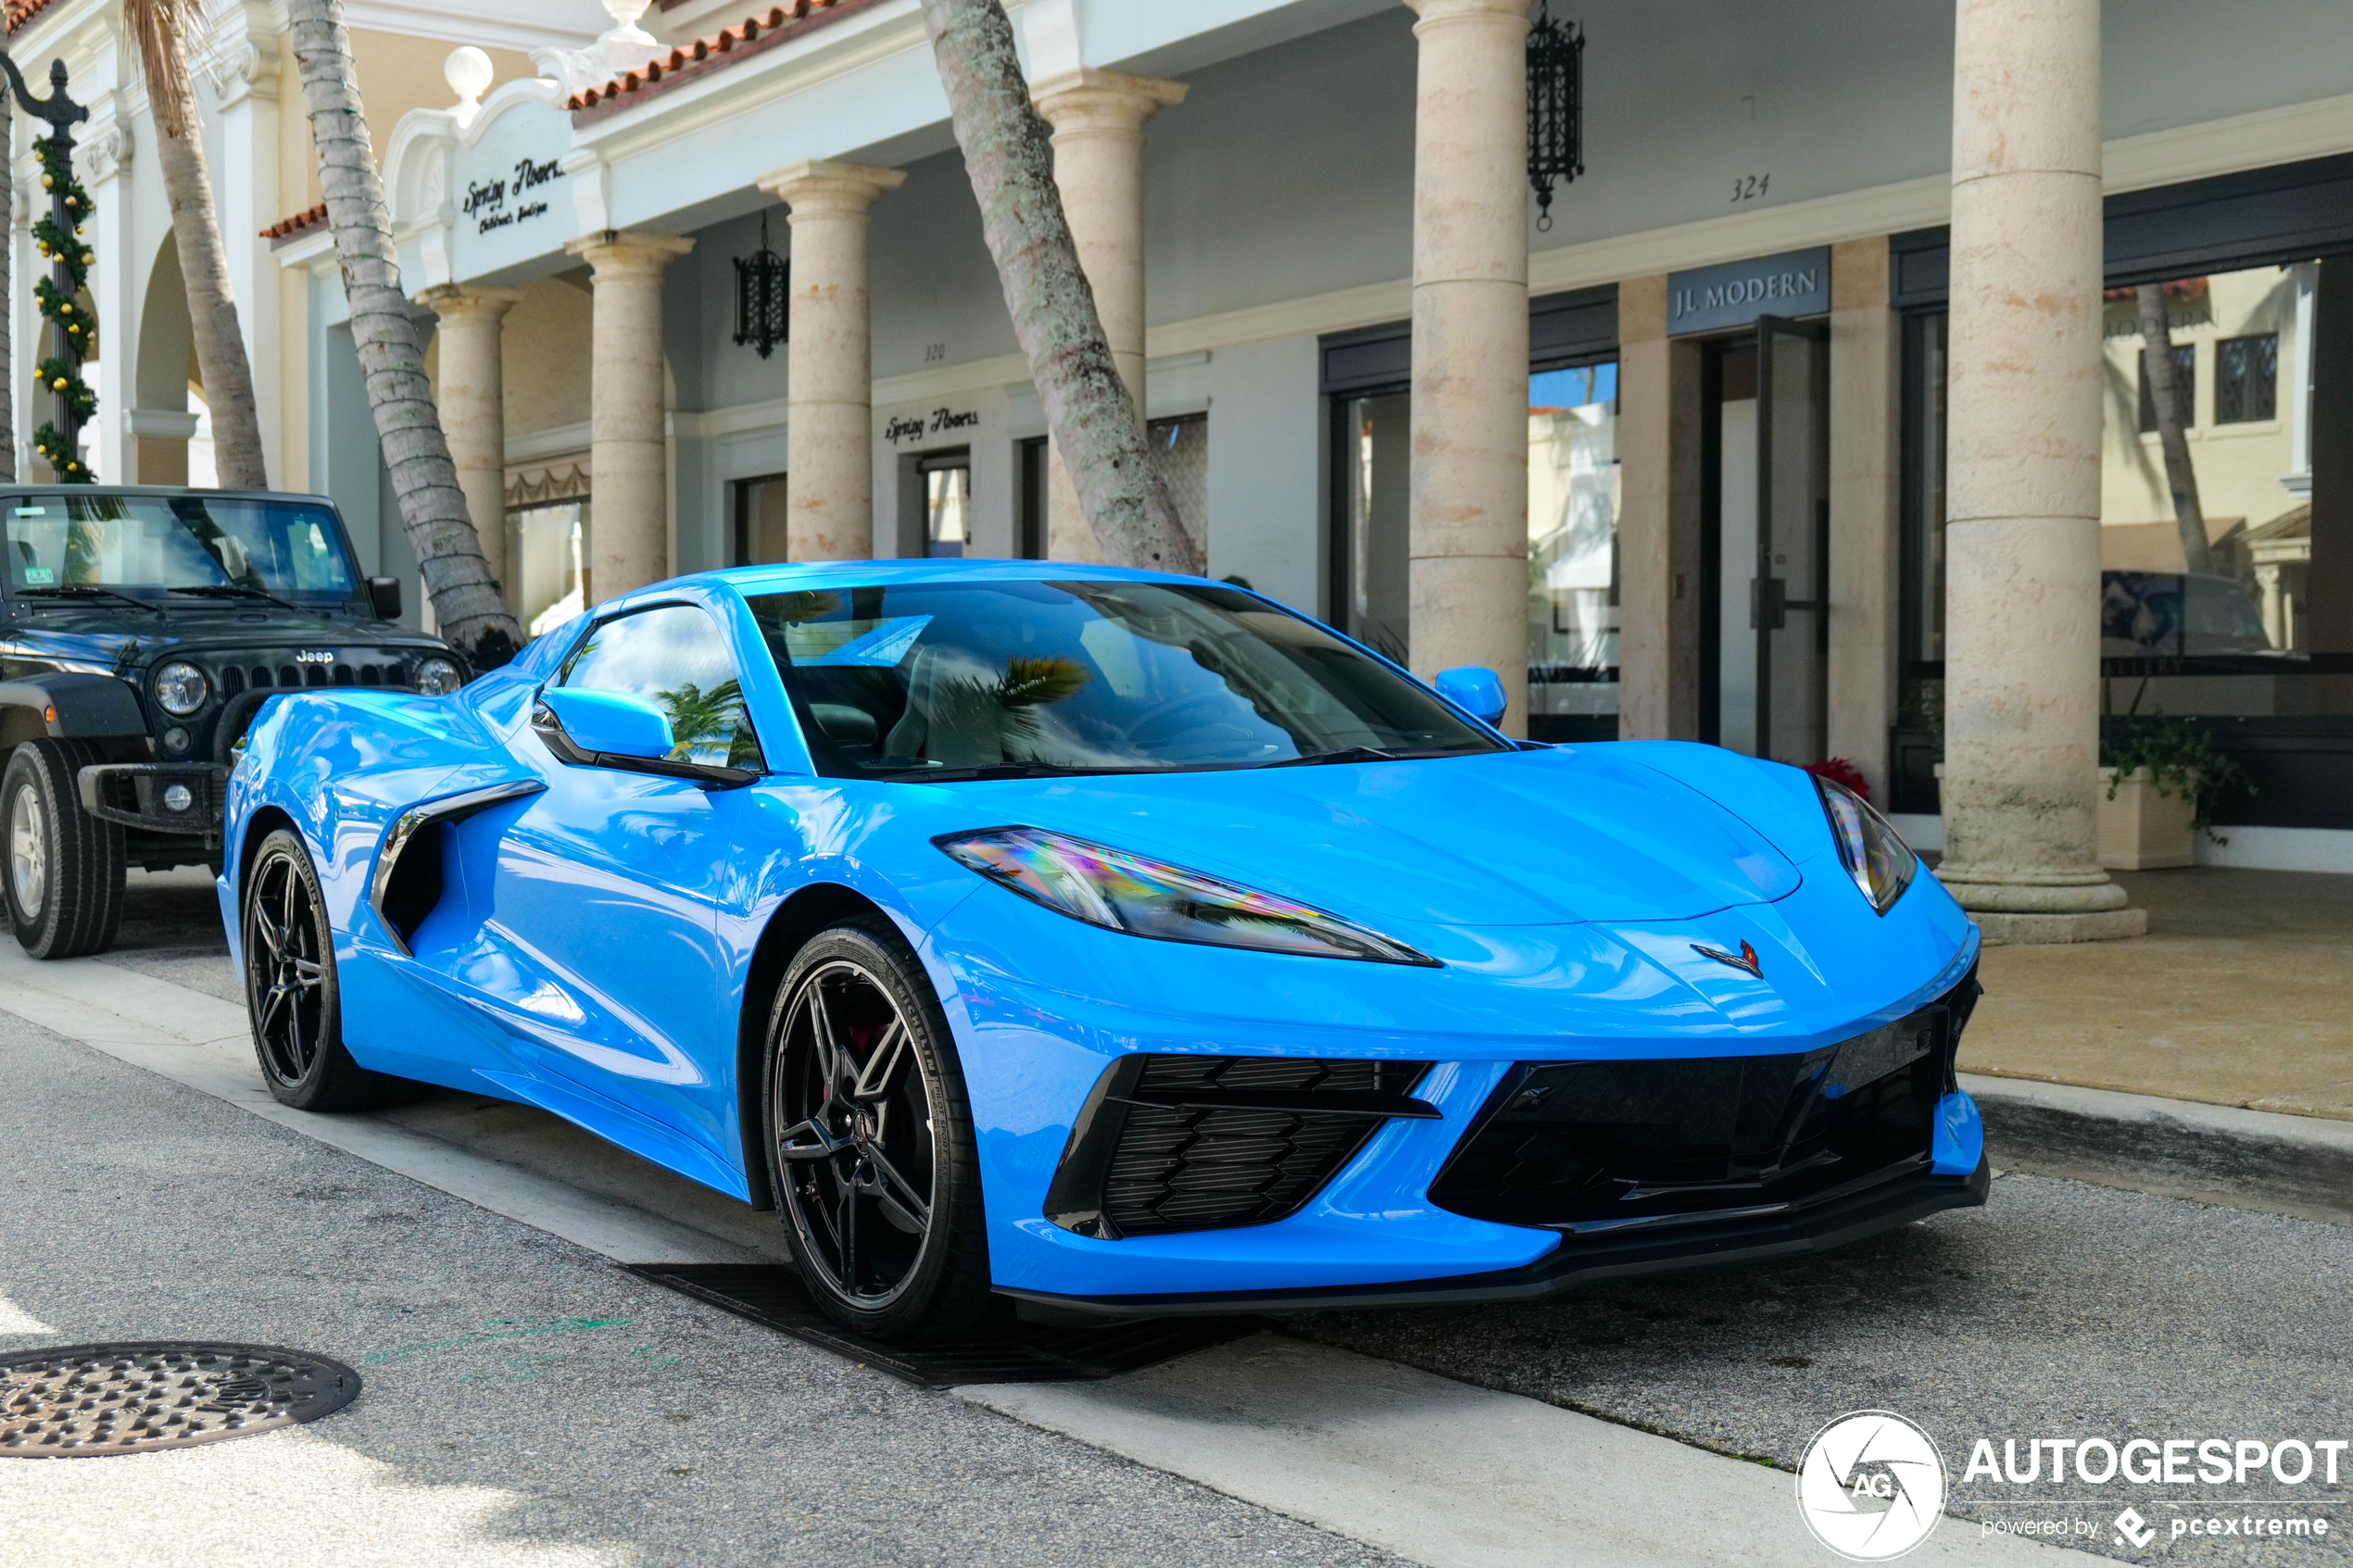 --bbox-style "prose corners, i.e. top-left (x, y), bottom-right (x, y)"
top-left (30, 133), bottom-right (94, 481)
